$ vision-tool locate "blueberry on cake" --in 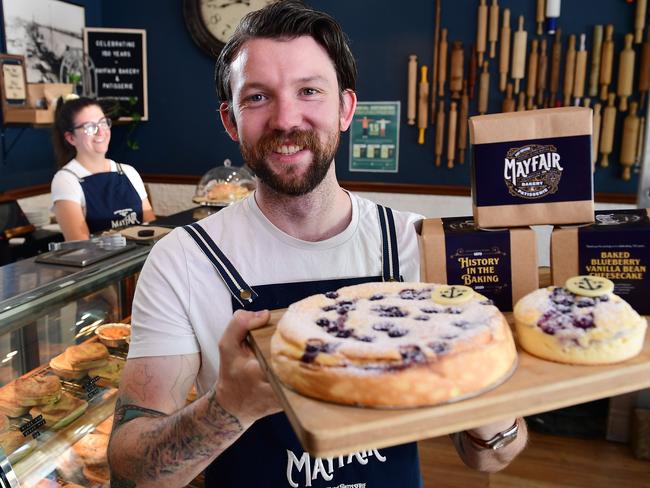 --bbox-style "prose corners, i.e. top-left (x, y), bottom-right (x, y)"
top-left (514, 276), bottom-right (648, 365)
top-left (270, 282), bottom-right (517, 407)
